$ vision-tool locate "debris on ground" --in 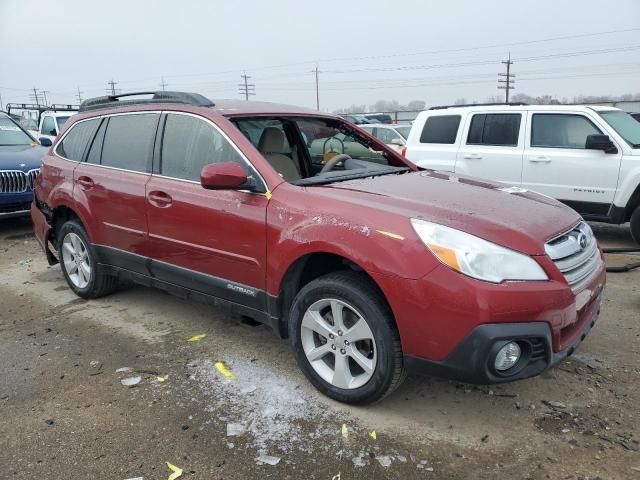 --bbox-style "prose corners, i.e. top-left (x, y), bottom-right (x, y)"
top-left (18, 258), bottom-right (32, 266)
top-left (121, 376), bottom-right (142, 387)
top-left (187, 334), bottom-right (207, 342)
top-left (156, 375), bottom-right (168, 383)
top-left (165, 461), bottom-right (183, 480)
top-left (369, 431), bottom-right (377, 440)
top-left (226, 423), bottom-right (246, 437)
top-left (240, 384), bottom-right (256, 394)
top-left (123, 477), bottom-right (144, 480)
top-left (255, 454), bottom-right (281, 466)
top-left (542, 400), bottom-right (567, 409)
top-left (214, 361), bottom-right (236, 380)
top-left (115, 367), bottom-right (132, 373)
top-left (417, 459), bottom-right (434, 472)
top-left (376, 455), bottom-right (392, 467)
top-left (341, 423), bottom-right (348, 439)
